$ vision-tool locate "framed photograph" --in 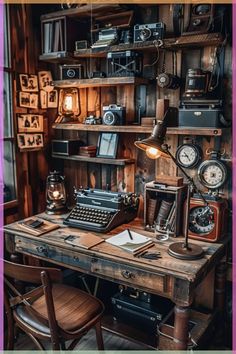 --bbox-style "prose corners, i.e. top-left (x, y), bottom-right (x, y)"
top-left (17, 133), bottom-right (44, 149)
top-left (19, 74), bottom-right (38, 92)
top-left (19, 92), bottom-right (38, 109)
top-left (40, 90), bottom-right (47, 109)
top-left (17, 114), bottom-right (43, 132)
top-left (38, 71), bottom-right (53, 92)
top-left (96, 133), bottom-right (119, 158)
top-left (47, 89), bottom-right (58, 108)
